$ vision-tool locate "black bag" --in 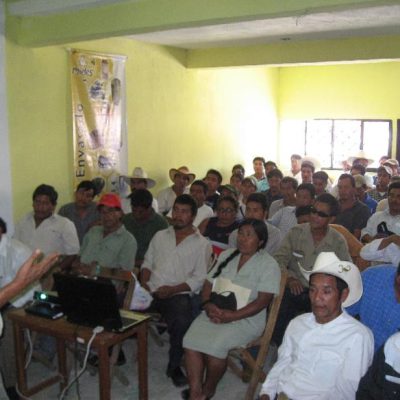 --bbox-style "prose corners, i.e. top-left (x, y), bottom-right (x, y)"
top-left (205, 291), bottom-right (237, 311)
